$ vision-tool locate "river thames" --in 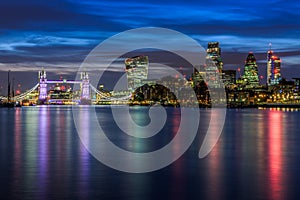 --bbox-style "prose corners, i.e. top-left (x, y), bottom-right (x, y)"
top-left (0, 106), bottom-right (300, 200)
